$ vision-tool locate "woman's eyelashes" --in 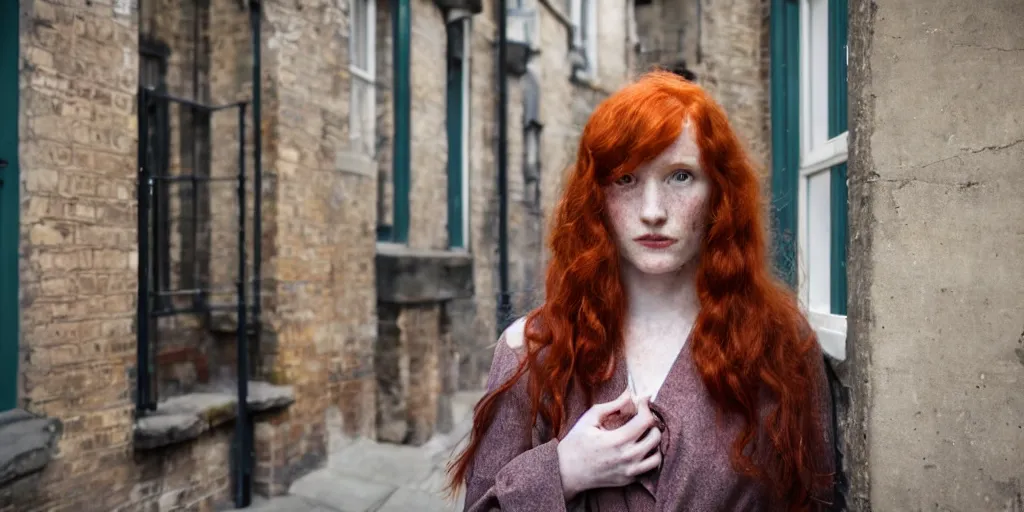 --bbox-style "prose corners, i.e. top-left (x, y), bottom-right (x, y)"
top-left (612, 170), bottom-right (694, 188)
top-left (670, 170), bottom-right (693, 183)
top-left (614, 174), bottom-right (636, 187)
